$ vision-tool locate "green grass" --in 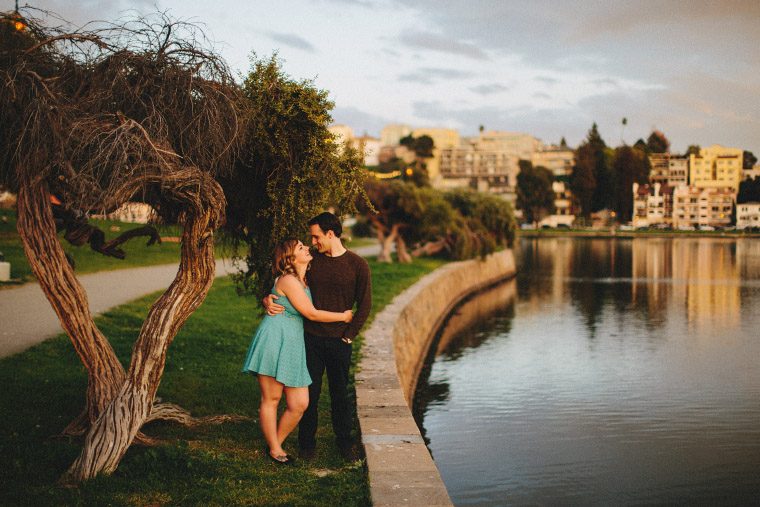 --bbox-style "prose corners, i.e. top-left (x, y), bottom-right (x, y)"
top-left (0, 256), bottom-right (446, 506)
top-left (1, 209), bottom-right (185, 287)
